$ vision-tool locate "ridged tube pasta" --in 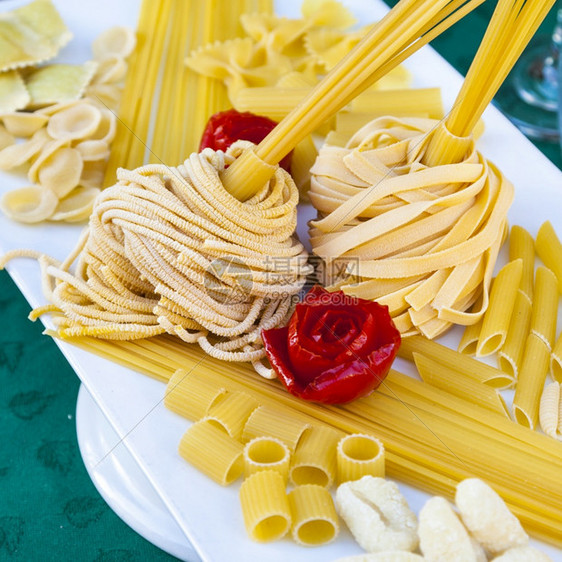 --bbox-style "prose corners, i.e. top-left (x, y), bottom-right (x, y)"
top-left (164, 369), bottom-right (226, 421)
top-left (178, 420), bottom-right (244, 485)
top-left (239, 470), bottom-right (291, 542)
top-left (309, 116), bottom-right (514, 338)
top-left (529, 266), bottom-right (558, 350)
top-left (551, 334), bottom-right (562, 383)
top-left (498, 290), bottom-right (532, 380)
top-left (204, 390), bottom-right (259, 440)
top-left (337, 433), bottom-right (385, 483)
top-left (241, 405), bottom-right (310, 450)
top-left (290, 425), bottom-right (342, 488)
top-left (418, 496), bottom-right (486, 562)
top-left (539, 382), bottom-right (561, 439)
top-left (535, 221), bottom-right (562, 293)
top-left (287, 484), bottom-right (339, 546)
top-left (476, 259), bottom-right (522, 357)
top-left (508, 225), bottom-right (534, 303)
top-left (243, 436), bottom-right (291, 482)
top-left (455, 478), bottom-right (528, 554)
top-left (513, 334), bottom-right (551, 429)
